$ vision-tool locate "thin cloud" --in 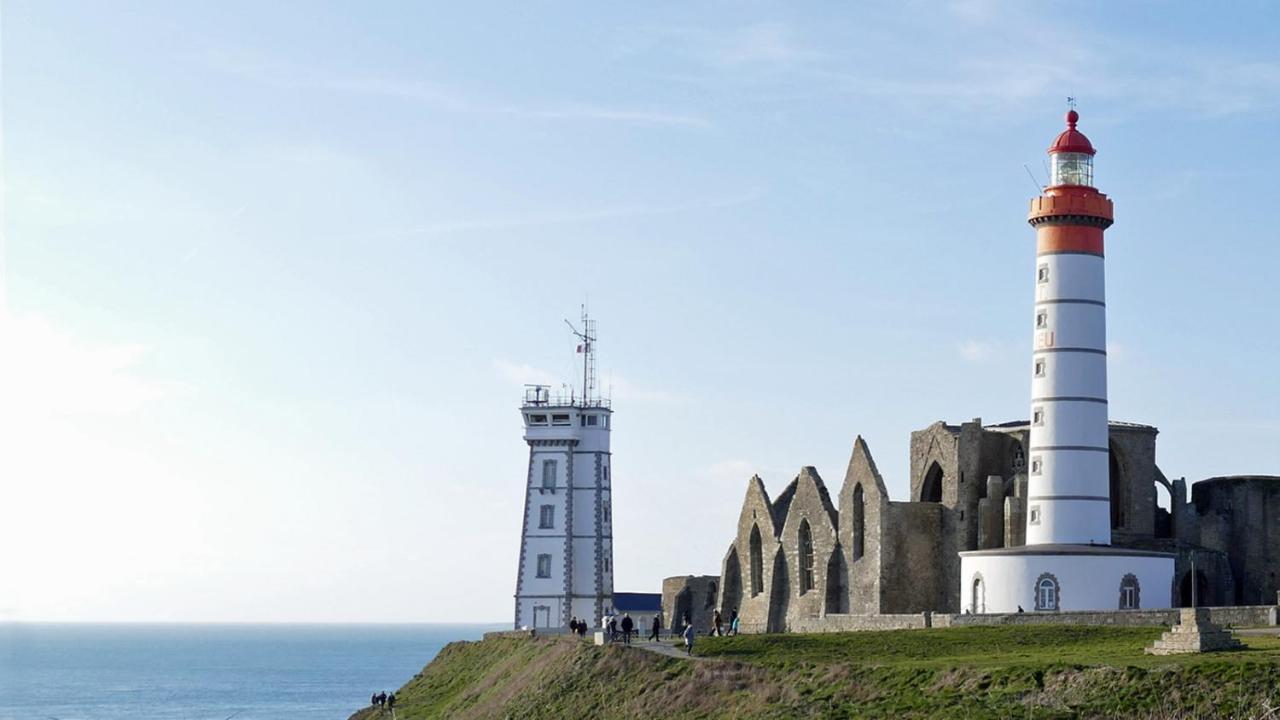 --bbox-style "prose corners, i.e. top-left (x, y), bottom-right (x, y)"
top-left (958, 339), bottom-right (996, 363)
top-left (201, 48), bottom-right (710, 129)
top-left (361, 188), bottom-right (763, 240)
top-left (492, 359), bottom-right (559, 388)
